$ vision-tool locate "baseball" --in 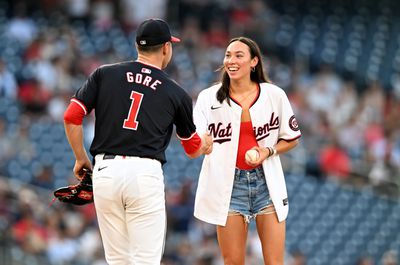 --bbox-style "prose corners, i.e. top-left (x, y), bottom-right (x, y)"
top-left (245, 149), bottom-right (259, 163)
